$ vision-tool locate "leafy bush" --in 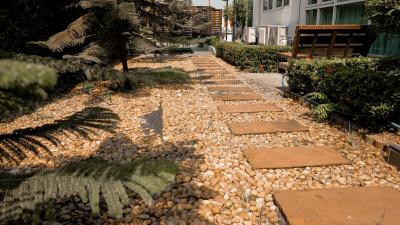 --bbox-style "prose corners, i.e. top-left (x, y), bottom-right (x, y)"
top-left (215, 42), bottom-right (291, 72)
top-left (0, 60), bottom-right (58, 117)
top-left (287, 57), bottom-right (400, 125)
top-left (365, 0), bottom-right (400, 34)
